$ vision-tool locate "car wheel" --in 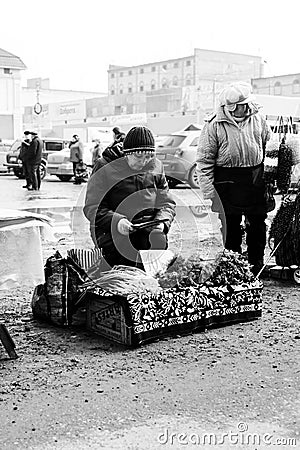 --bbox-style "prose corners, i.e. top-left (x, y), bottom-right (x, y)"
top-left (57, 175), bottom-right (73, 182)
top-left (166, 177), bottom-right (179, 189)
top-left (13, 168), bottom-right (24, 179)
top-left (40, 164), bottom-right (47, 180)
top-left (188, 165), bottom-right (200, 189)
